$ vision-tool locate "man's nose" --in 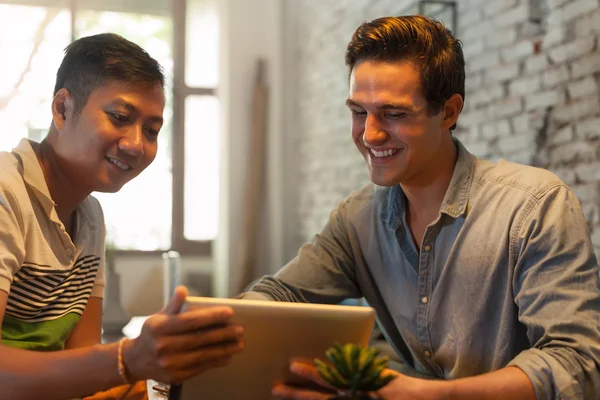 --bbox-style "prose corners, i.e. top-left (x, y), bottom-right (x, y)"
top-left (118, 126), bottom-right (144, 157)
top-left (363, 115), bottom-right (387, 144)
